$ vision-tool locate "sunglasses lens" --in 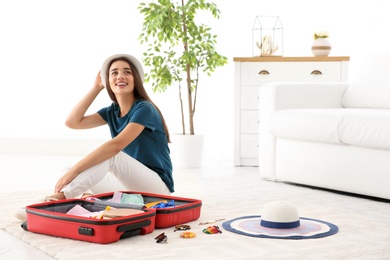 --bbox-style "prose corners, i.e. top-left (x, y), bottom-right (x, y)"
top-left (155, 232), bottom-right (165, 240)
top-left (157, 235), bottom-right (167, 243)
top-left (155, 232), bottom-right (168, 244)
